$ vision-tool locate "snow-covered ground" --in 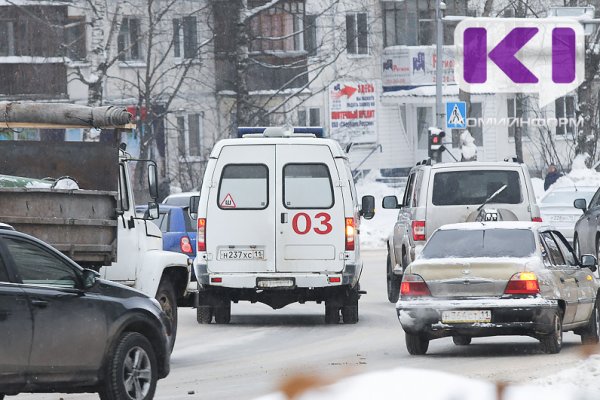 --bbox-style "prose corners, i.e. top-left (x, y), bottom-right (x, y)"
top-left (256, 354), bottom-right (600, 400)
